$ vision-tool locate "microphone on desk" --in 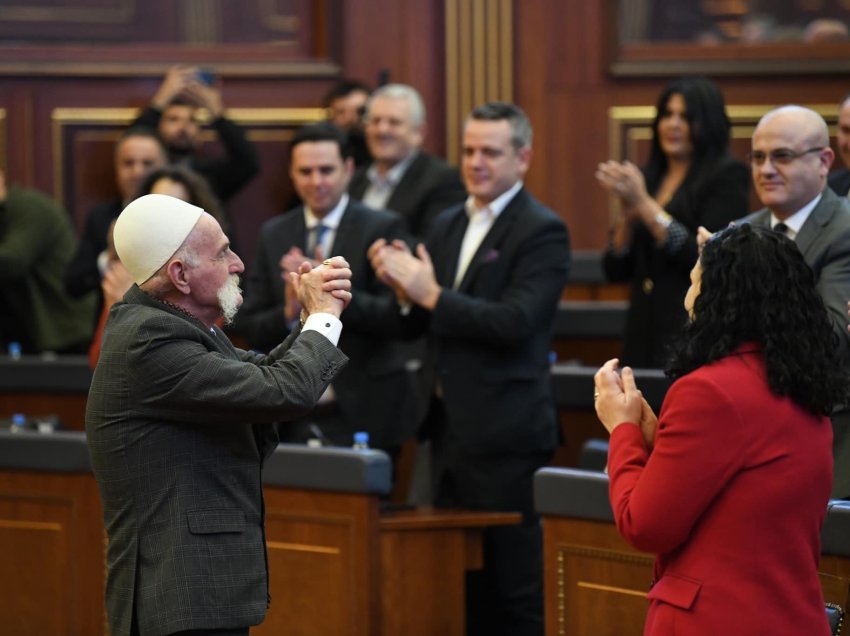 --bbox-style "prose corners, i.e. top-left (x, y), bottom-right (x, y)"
top-left (307, 423), bottom-right (330, 447)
